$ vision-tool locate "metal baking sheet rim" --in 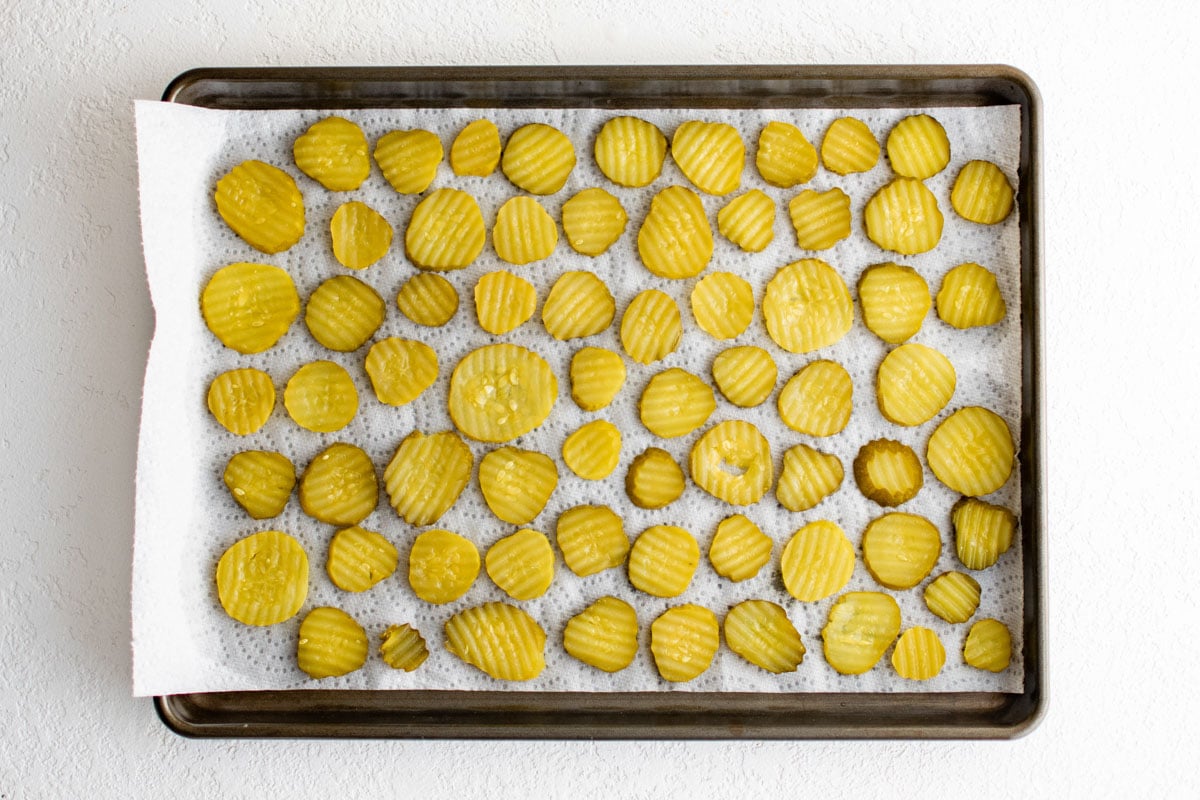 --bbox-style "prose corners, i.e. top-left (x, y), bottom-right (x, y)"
top-left (151, 64), bottom-right (1045, 740)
